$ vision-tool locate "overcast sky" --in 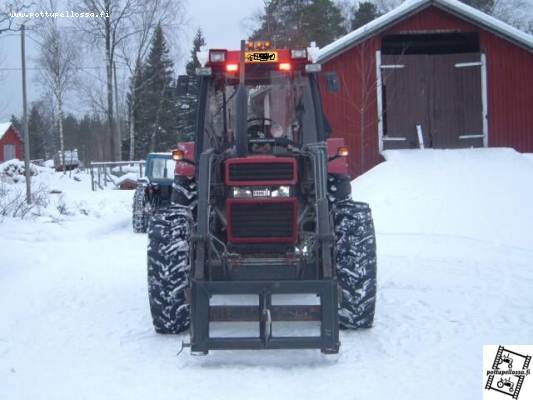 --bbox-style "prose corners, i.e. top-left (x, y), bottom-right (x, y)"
top-left (0, 0), bottom-right (264, 122)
